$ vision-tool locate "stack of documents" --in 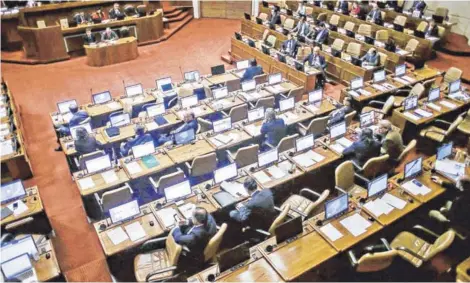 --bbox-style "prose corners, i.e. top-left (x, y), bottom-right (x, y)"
top-left (340, 213), bottom-right (371, 237)
top-left (449, 92), bottom-right (470, 101)
top-left (381, 193), bottom-right (407, 209)
top-left (358, 89), bottom-right (372, 96)
top-left (1, 140), bottom-right (14, 156)
top-left (348, 90), bottom-right (360, 97)
top-left (320, 223), bottom-right (343, 241)
top-left (363, 198), bottom-right (394, 217)
top-left (401, 75), bottom-right (416, 83)
top-left (440, 100), bottom-right (457, 109)
top-left (414, 109), bottom-right (433, 118)
top-left (214, 132), bottom-right (238, 145)
top-left (107, 227), bottom-right (129, 245)
top-left (221, 181), bottom-right (248, 197)
top-left (402, 180), bottom-right (432, 196)
top-left (330, 143), bottom-right (345, 154)
top-left (124, 222), bottom-right (146, 242)
top-left (371, 84), bottom-right (387, 92)
top-left (404, 112), bottom-right (420, 121)
top-left (101, 170), bottom-right (118, 184)
top-left (253, 171), bottom-right (271, 184)
top-left (78, 177), bottom-right (95, 190)
top-left (126, 161), bottom-right (142, 174)
top-left (393, 77), bottom-right (409, 85)
top-left (156, 207), bottom-right (178, 228)
top-left (427, 103), bottom-right (441, 111)
top-left (107, 101), bottom-right (121, 109)
top-left (266, 165), bottom-right (286, 179)
top-left (435, 159), bottom-right (465, 178)
top-left (293, 150), bottom-right (325, 168)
